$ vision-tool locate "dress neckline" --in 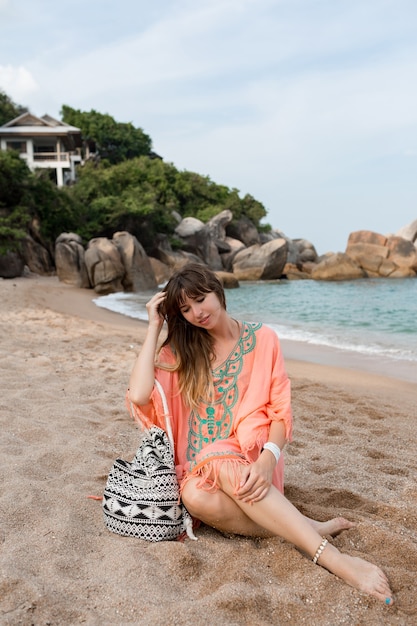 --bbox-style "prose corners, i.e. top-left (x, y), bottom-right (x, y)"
top-left (211, 320), bottom-right (244, 374)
